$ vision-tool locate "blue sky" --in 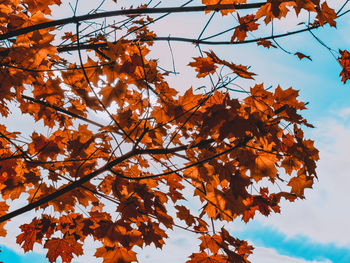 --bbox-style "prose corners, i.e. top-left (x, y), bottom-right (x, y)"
top-left (236, 222), bottom-right (350, 263)
top-left (0, 247), bottom-right (46, 263)
top-left (1, 0), bottom-right (350, 262)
